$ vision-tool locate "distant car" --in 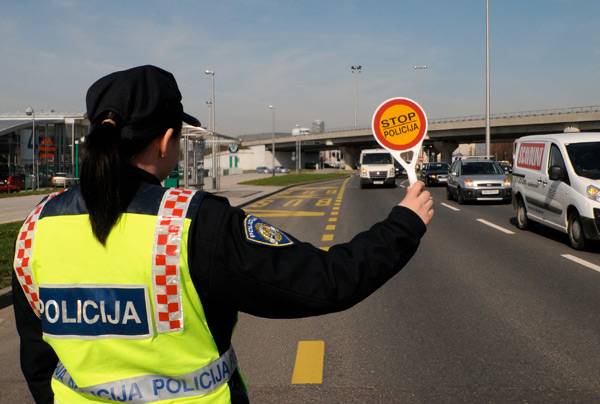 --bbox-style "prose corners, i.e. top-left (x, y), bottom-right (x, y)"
top-left (51, 172), bottom-right (76, 187)
top-left (304, 162), bottom-right (317, 169)
top-left (447, 159), bottom-right (512, 204)
top-left (274, 166), bottom-right (290, 174)
top-left (498, 161), bottom-right (512, 174)
top-left (255, 166), bottom-right (272, 174)
top-left (420, 163), bottom-right (450, 186)
top-left (0, 174), bottom-right (25, 192)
